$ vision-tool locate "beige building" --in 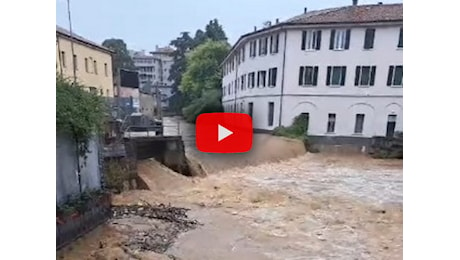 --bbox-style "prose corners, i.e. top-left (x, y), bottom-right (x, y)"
top-left (56, 25), bottom-right (115, 97)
